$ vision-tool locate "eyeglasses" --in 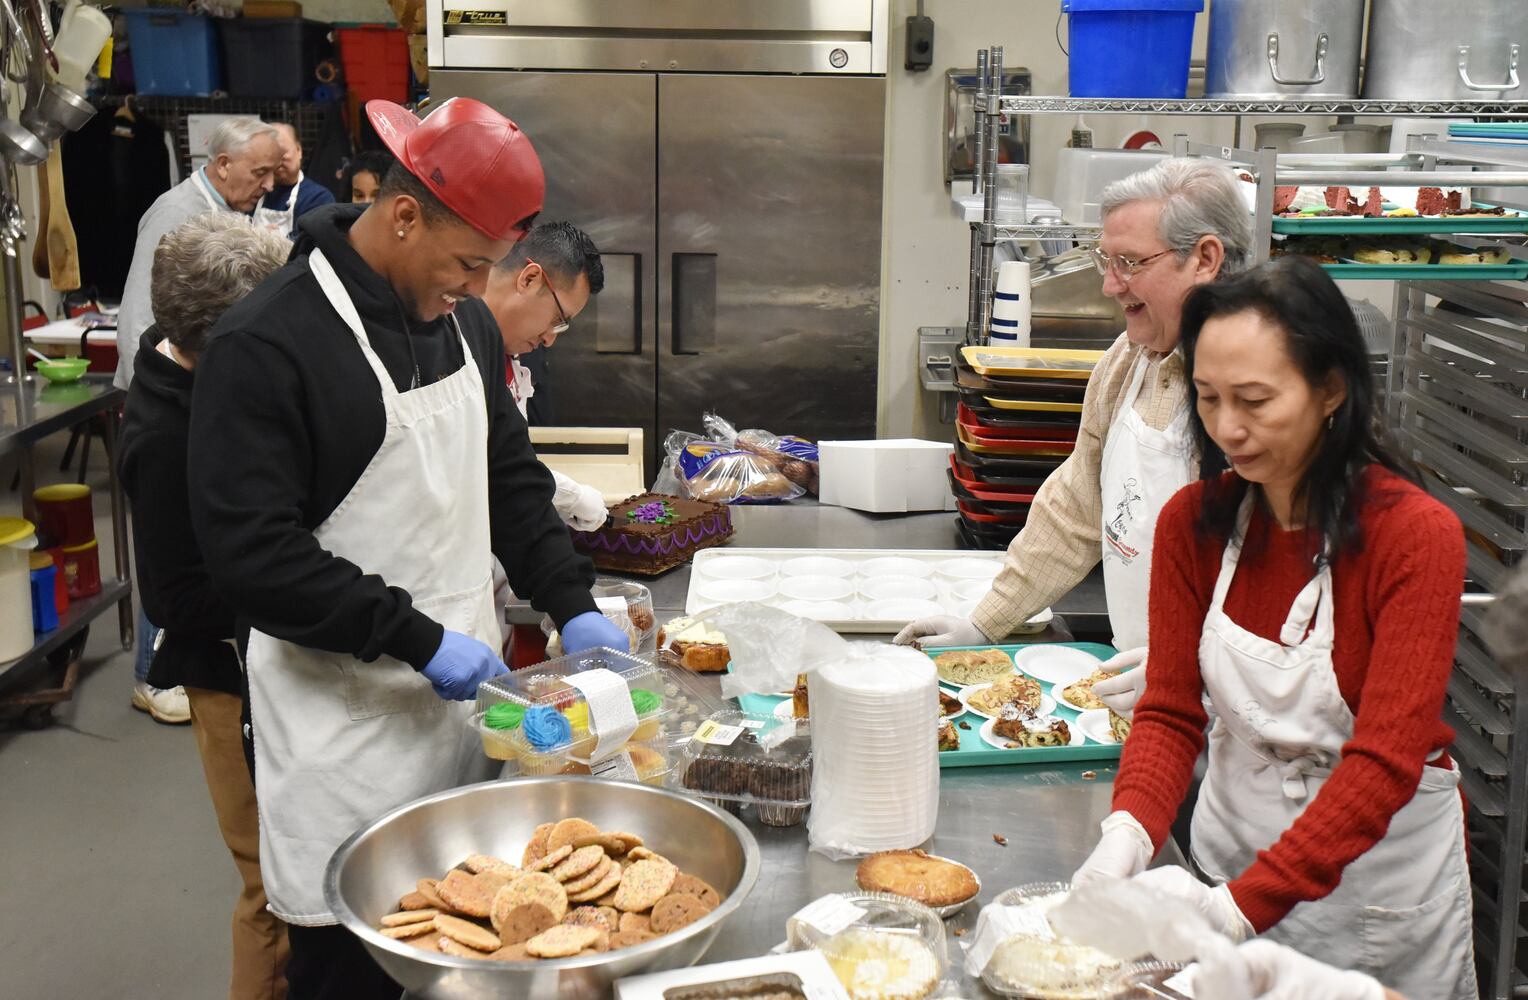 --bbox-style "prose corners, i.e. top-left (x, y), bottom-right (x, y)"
top-left (1088, 246), bottom-right (1180, 280)
top-left (526, 258), bottom-right (570, 335)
